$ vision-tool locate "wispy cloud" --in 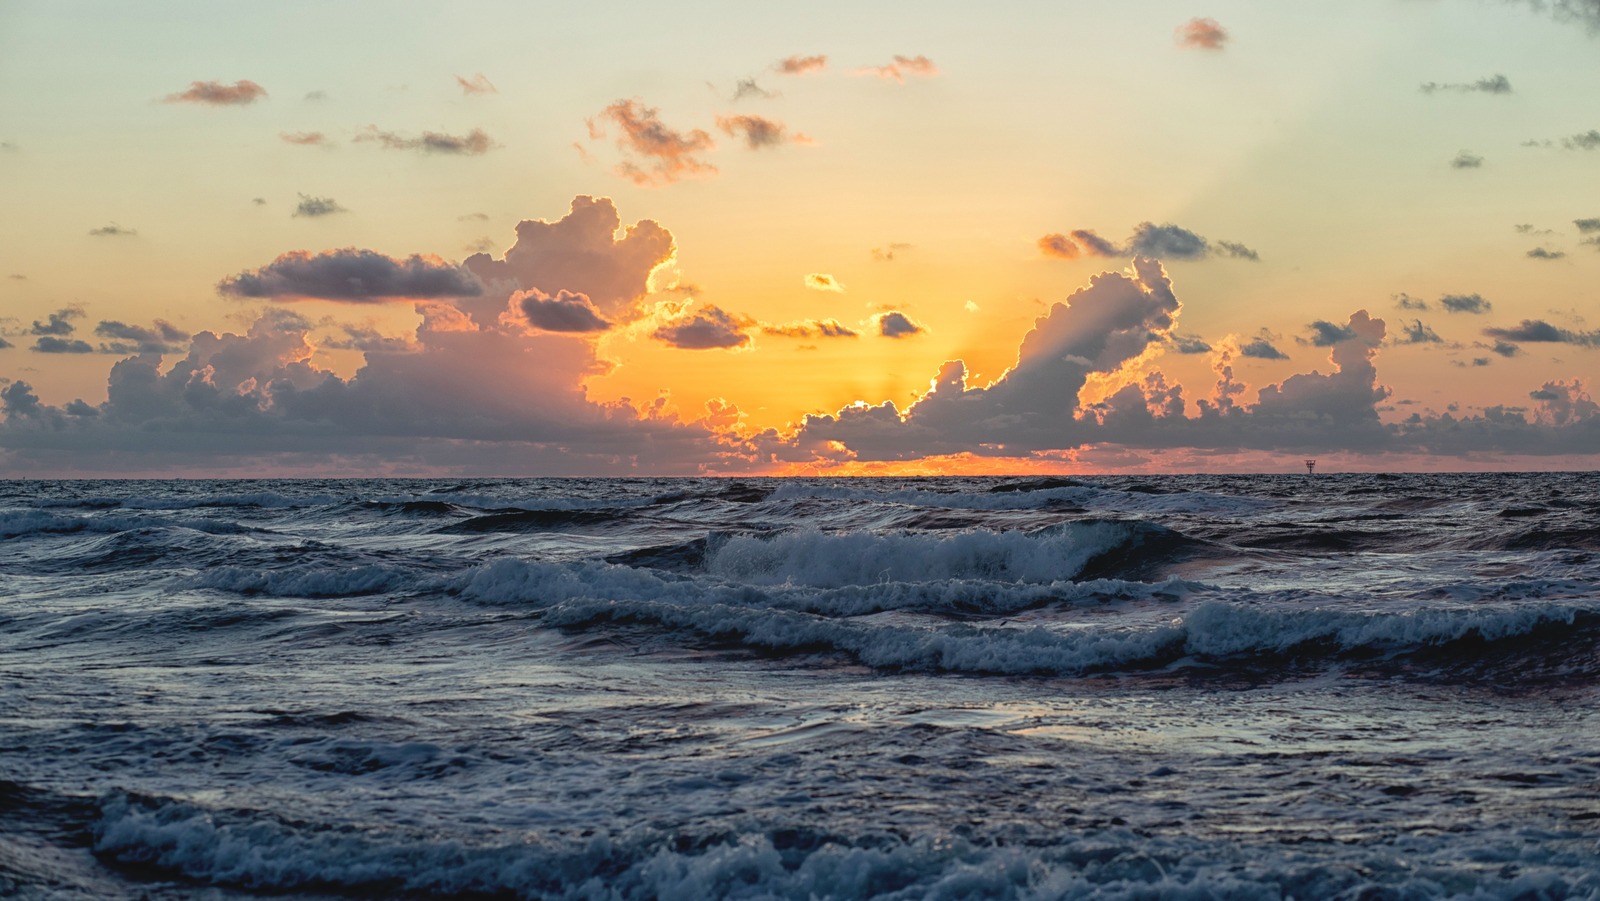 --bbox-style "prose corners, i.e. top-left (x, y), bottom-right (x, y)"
top-left (1420, 74), bottom-right (1511, 94)
top-left (762, 319), bottom-right (858, 339)
top-left (1042, 223), bottom-right (1258, 262)
top-left (1527, 247), bottom-right (1567, 260)
top-left (280, 131), bottom-right (328, 146)
top-left (455, 73), bottom-right (497, 95)
top-left (804, 273), bottom-right (845, 292)
top-left (593, 100), bottom-right (716, 186)
top-left (88, 223), bottom-right (137, 237)
top-left (854, 55), bottom-right (938, 83)
top-left (1038, 233), bottom-right (1080, 259)
top-left (1450, 150), bottom-right (1484, 168)
top-left (164, 80), bottom-right (267, 106)
top-left (716, 114), bottom-right (810, 149)
top-left (1483, 319), bottom-right (1600, 347)
top-left (777, 55), bottom-right (827, 76)
top-left (1441, 293), bottom-right (1492, 314)
top-left (872, 243), bottom-right (912, 262)
top-left (355, 126), bottom-right (495, 155)
top-left (1176, 18), bottom-right (1228, 50)
top-left (292, 194), bottom-right (347, 218)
